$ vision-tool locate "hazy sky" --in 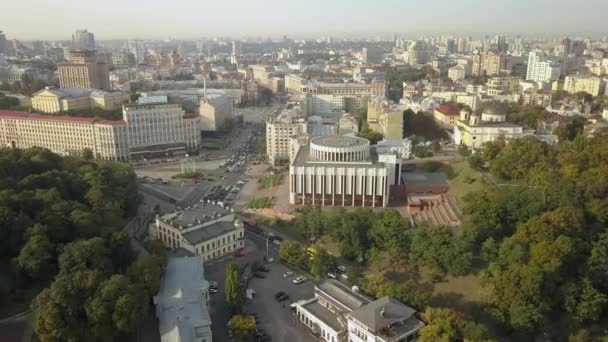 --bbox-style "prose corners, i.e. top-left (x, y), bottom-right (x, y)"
top-left (2, 0), bottom-right (607, 40)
